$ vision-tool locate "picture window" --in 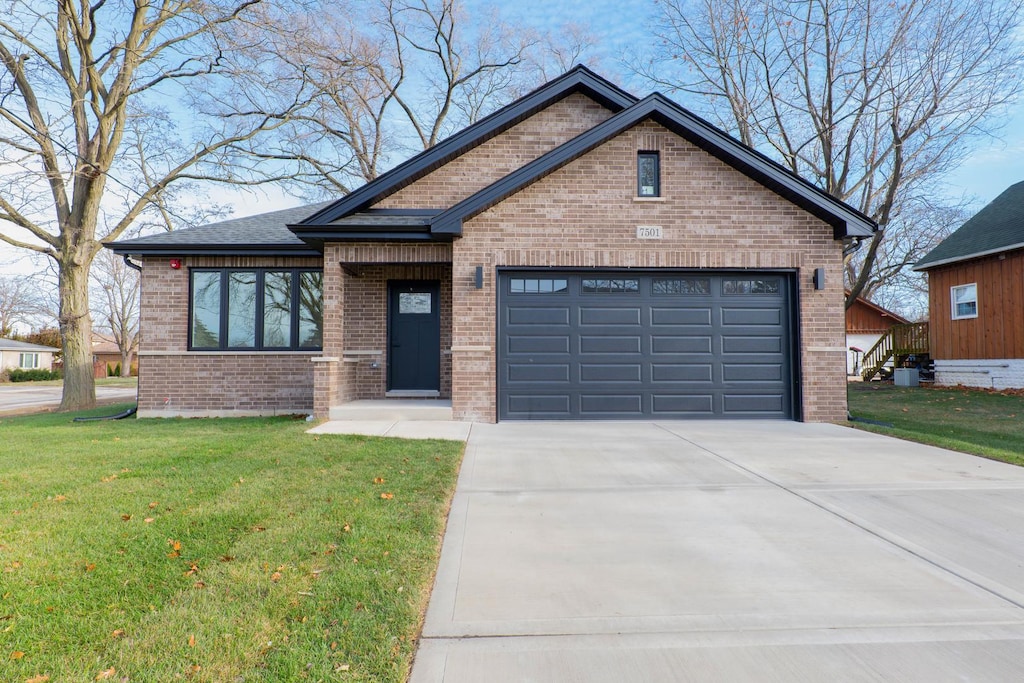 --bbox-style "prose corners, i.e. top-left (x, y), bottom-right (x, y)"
top-left (190, 268), bottom-right (323, 350)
